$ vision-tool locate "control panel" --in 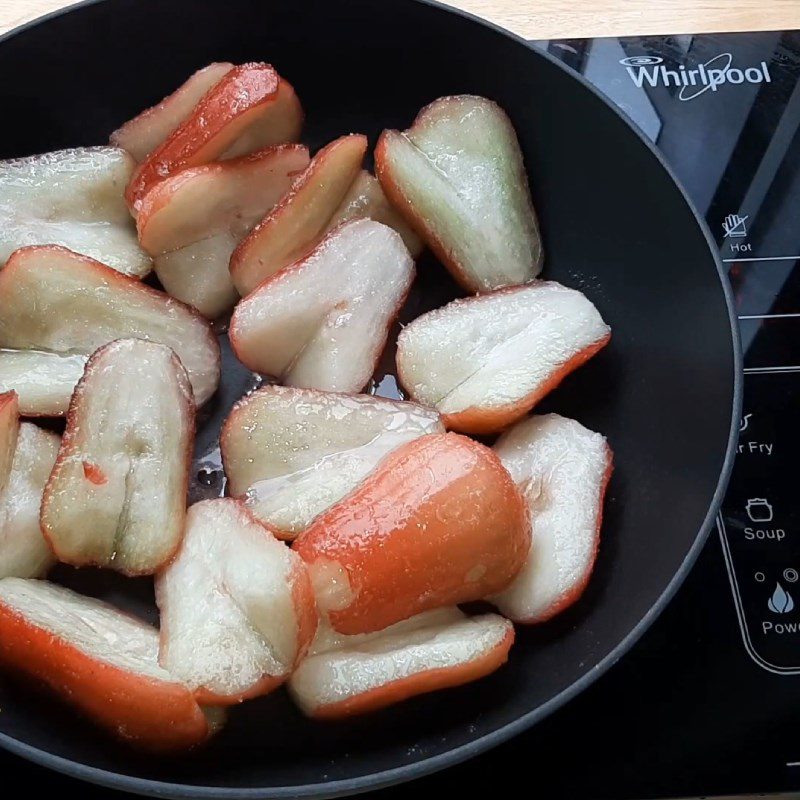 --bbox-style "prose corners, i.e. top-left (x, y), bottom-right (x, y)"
top-left (720, 369), bottom-right (800, 673)
top-left (720, 249), bottom-right (800, 673)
